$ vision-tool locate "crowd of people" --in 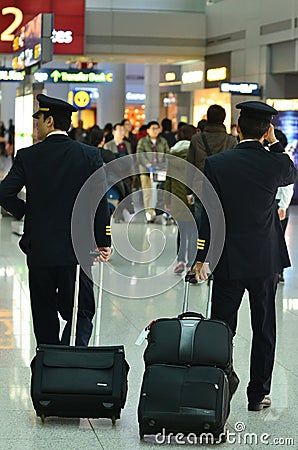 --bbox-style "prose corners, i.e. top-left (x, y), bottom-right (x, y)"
top-left (68, 108), bottom-right (294, 283)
